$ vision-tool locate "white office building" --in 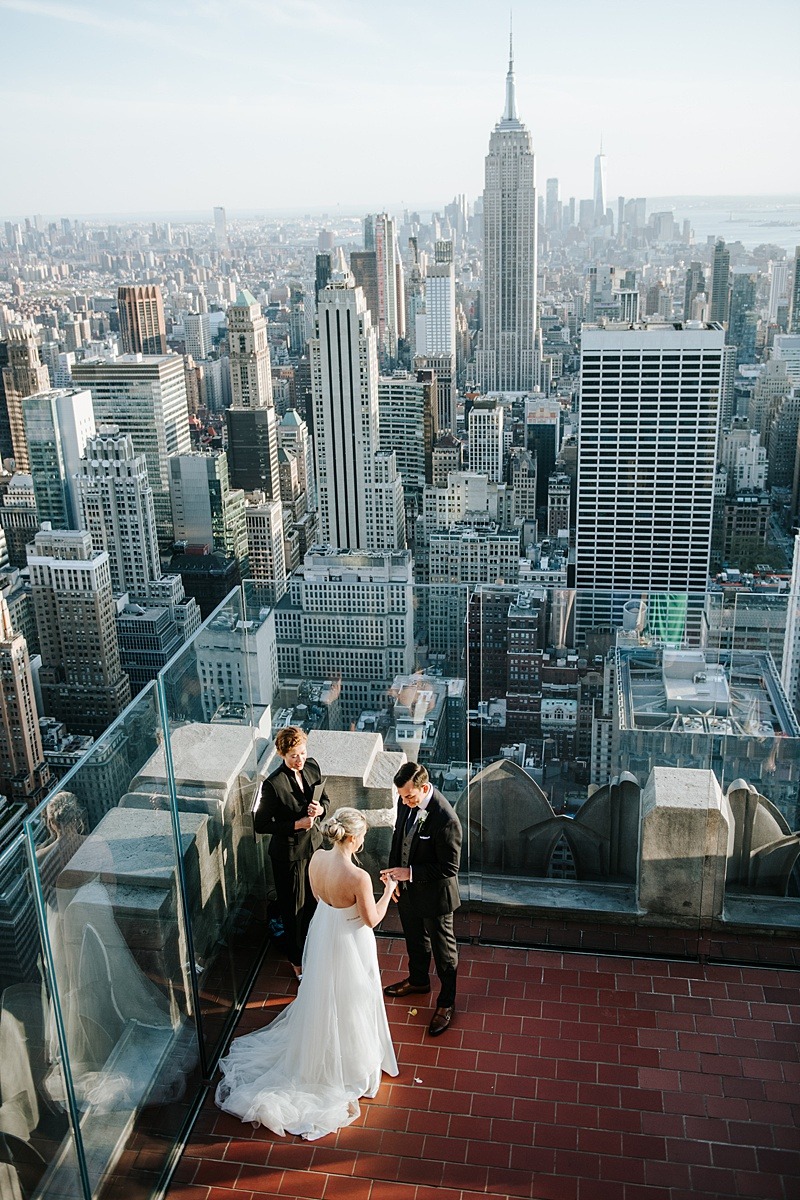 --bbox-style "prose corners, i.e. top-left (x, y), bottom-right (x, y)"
top-left (575, 323), bottom-right (725, 638)
top-left (72, 354), bottom-right (191, 545)
top-left (311, 263), bottom-right (405, 552)
top-left (469, 400), bottom-right (504, 482)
